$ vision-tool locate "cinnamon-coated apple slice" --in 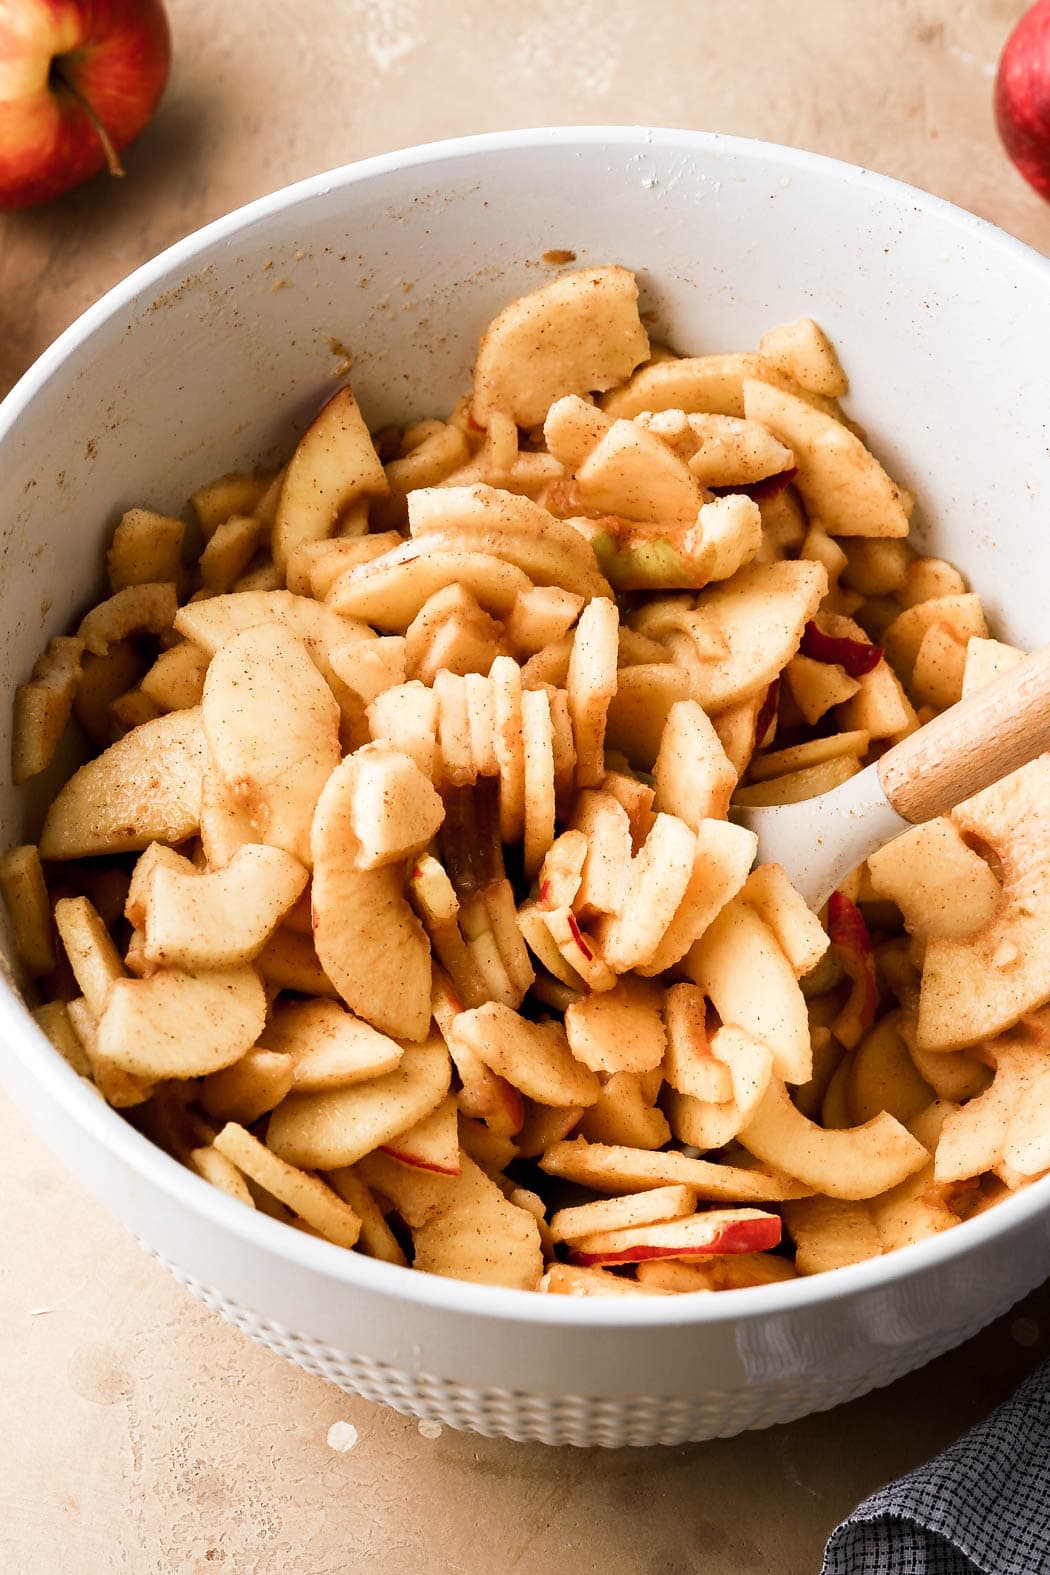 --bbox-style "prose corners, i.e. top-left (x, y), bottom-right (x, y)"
top-left (96, 964), bottom-right (267, 1080)
top-left (411, 1153), bottom-right (544, 1290)
top-left (541, 1264), bottom-right (674, 1296)
top-left (686, 895), bottom-right (812, 1085)
top-left (539, 1138), bottom-right (810, 1202)
top-left (490, 654), bottom-right (526, 844)
top-left (366, 681), bottom-right (439, 780)
top-left (521, 686), bottom-right (557, 877)
top-left (12, 635), bottom-right (84, 783)
top-left (471, 265), bottom-right (649, 428)
top-left (39, 707), bottom-right (205, 860)
top-left (516, 900), bottom-right (587, 991)
top-left (202, 625), bottom-right (340, 869)
top-left (212, 1122), bottom-right (362, 1250)
top-left (550, 1184), bottom-right (696, 1244)
top-left (271, 386), bottom-right (388, 571)
top-left (662, 983), bottom-right (733, 1105)
top-left (569, 789), bottom-right (633, 917)
top-left (175, 588), bottom-right (374, 666)
top-left (653, 700), bottom-right (737, 828)
top-left (355, 1149), bottom-right (458, 1228)
top-left (635, 818), bottom-right (757, 978)
top-left (199, 1048), bottom-right (295, 1125)
top-left (327, 541), bottom-right (530, 630)
top-left (781, 1196), bottom-right (884, 1274)
top-left (266, 1036), bottom-right (451, 1170)
top-left (311, 755), bottom-right (432, 1041)
top-left (664, 1025), bottom-right (774, 1152)
top-left (568, 1207), bottom-right (781, 1266)
top-left (575, 418), bottom-right (705, 525)
top-left (323, 1168), bottom-right (408, 1266)
top-left (739, 1078), bottom-right (928, 1199)
top-left (542, 905), bottom-right (617, 991)
top-left (578, 1072), bottom-right (671, 1150)
top-left (451, 1001), bottom-right (600, 1108)
top-left (567, 594), bottom-right (619, 787)
top-left (564, 975), bottom-right (666, 1075)
top-left (738, 863), bottom-right (830, 979)
top-left (346, 744), bottom-right (444, 871)
top-left (636, 1253), bottom-right (798, 1292)
top-left (258, 999), bottom-right (404, 1090)
top-left (408, 860), bottom-right (488, 1009)
top-left (592, 812), bottom-right (696, 973)
top-left (380, 1094), bottom-right (461, 1174)
top-left (142, 843), bottom-right (307, 968)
